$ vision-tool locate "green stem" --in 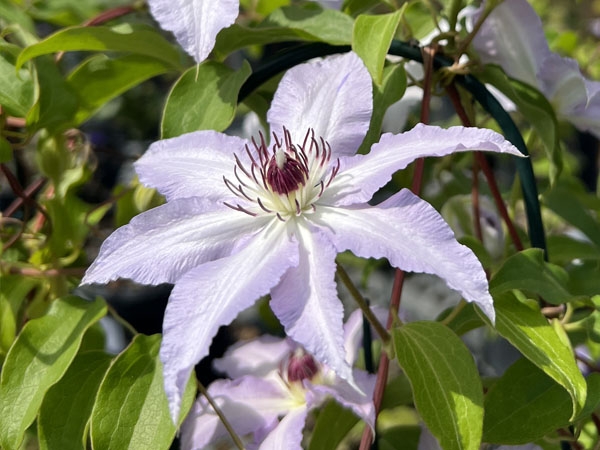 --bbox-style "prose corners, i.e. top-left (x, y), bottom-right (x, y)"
top-left (106, 303), bottom-right (138, 336)
top-left (336, 263), bottom-right (391, 345)
top-left (196, 379), bottom-right (245, 450)
top-left (441, 299), bottom-right (467, 326)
